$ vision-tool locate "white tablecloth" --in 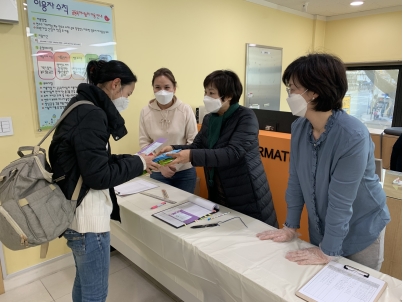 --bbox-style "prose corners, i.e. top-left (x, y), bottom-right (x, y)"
top-left (110, 177), bottom-right (402, 302)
